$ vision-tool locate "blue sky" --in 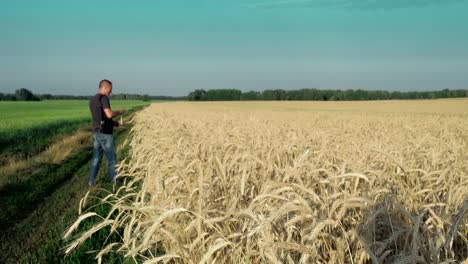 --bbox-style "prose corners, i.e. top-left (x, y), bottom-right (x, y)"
top-left (1, 0), bottom-right (467, 96)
